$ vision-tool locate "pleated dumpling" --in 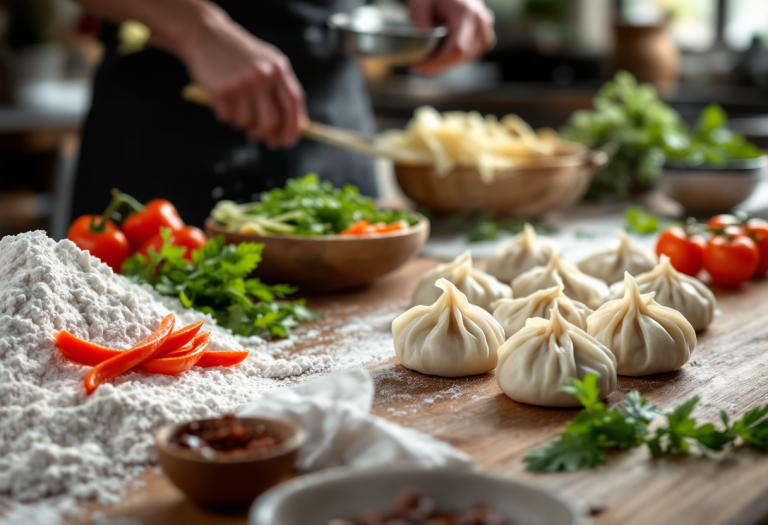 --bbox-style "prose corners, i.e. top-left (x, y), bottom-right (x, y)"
top-left (588, 272), bottom-right (696, 376)
top-left (577, 230), bottom-right (657, 284)
top-left (491, 278), bottom-right (593, 338)
top-left (486, 223), bottom-right (557, 283)
top-left (496, 303), bottom-right (617, 407)
top-left (608, 255), bottom-right (716, 331)
top-left (411, 250), bottom-right (511, 311)
top-left (393, 278), bottom-right (506, 377)
top-left (512, 251), bottom-right (609, 310)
